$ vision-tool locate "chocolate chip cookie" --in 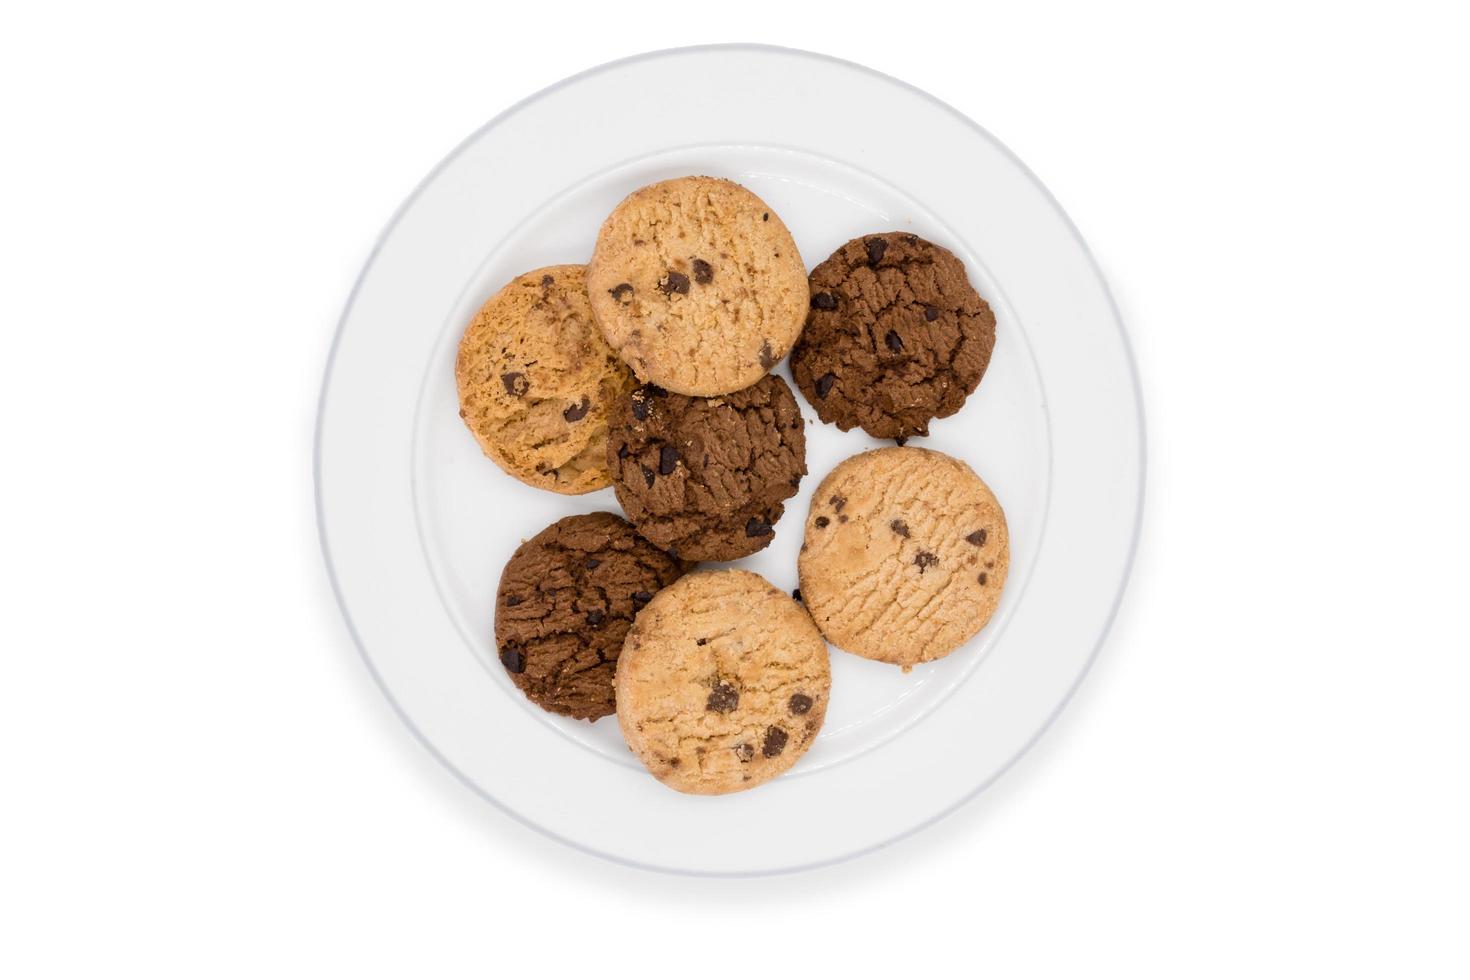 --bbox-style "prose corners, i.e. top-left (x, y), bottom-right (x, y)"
top-left (456, 265), bottom-right (636, 493)
top-left (616, 569), bottom-right (830, 795)
top-left (797, 447), bottom-right (1009, 669)
top-left (790, 233), bottom-right (996, 441)
top-left (587, 177), bottom-right (807, 396)
top-left (495, 512), bottom-right (688, 720)
top-left (606, 375), bottom-right (806, 562)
